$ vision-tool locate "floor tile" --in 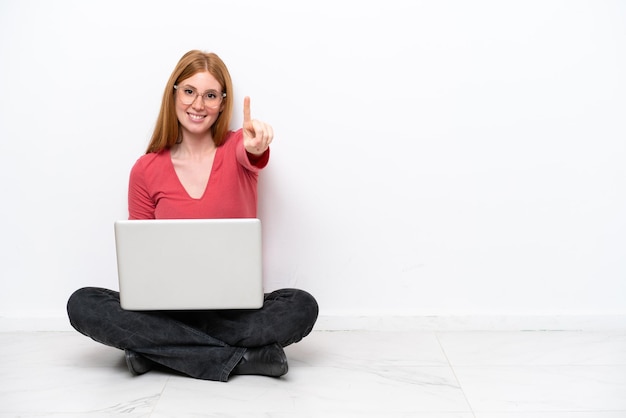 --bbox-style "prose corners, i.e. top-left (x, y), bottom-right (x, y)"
top-left (286, 330), bottom-right (450, 367)
top-left (455, 365), bottom-right (626, 412)
top-left (0, 332), bottom-right (168, 416)
top-left (150, 413), bottom-right (475, 418)
top-left (437, 331), bottom-right (626, 366)
top-left (474, 413), bottom-right (626, 418)
top-left (1, 329), bottom-right (625, 417)
top-left (0, 364), bottom-right (168, 415)
top-left (152, 366), bottom-right (471, 416)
